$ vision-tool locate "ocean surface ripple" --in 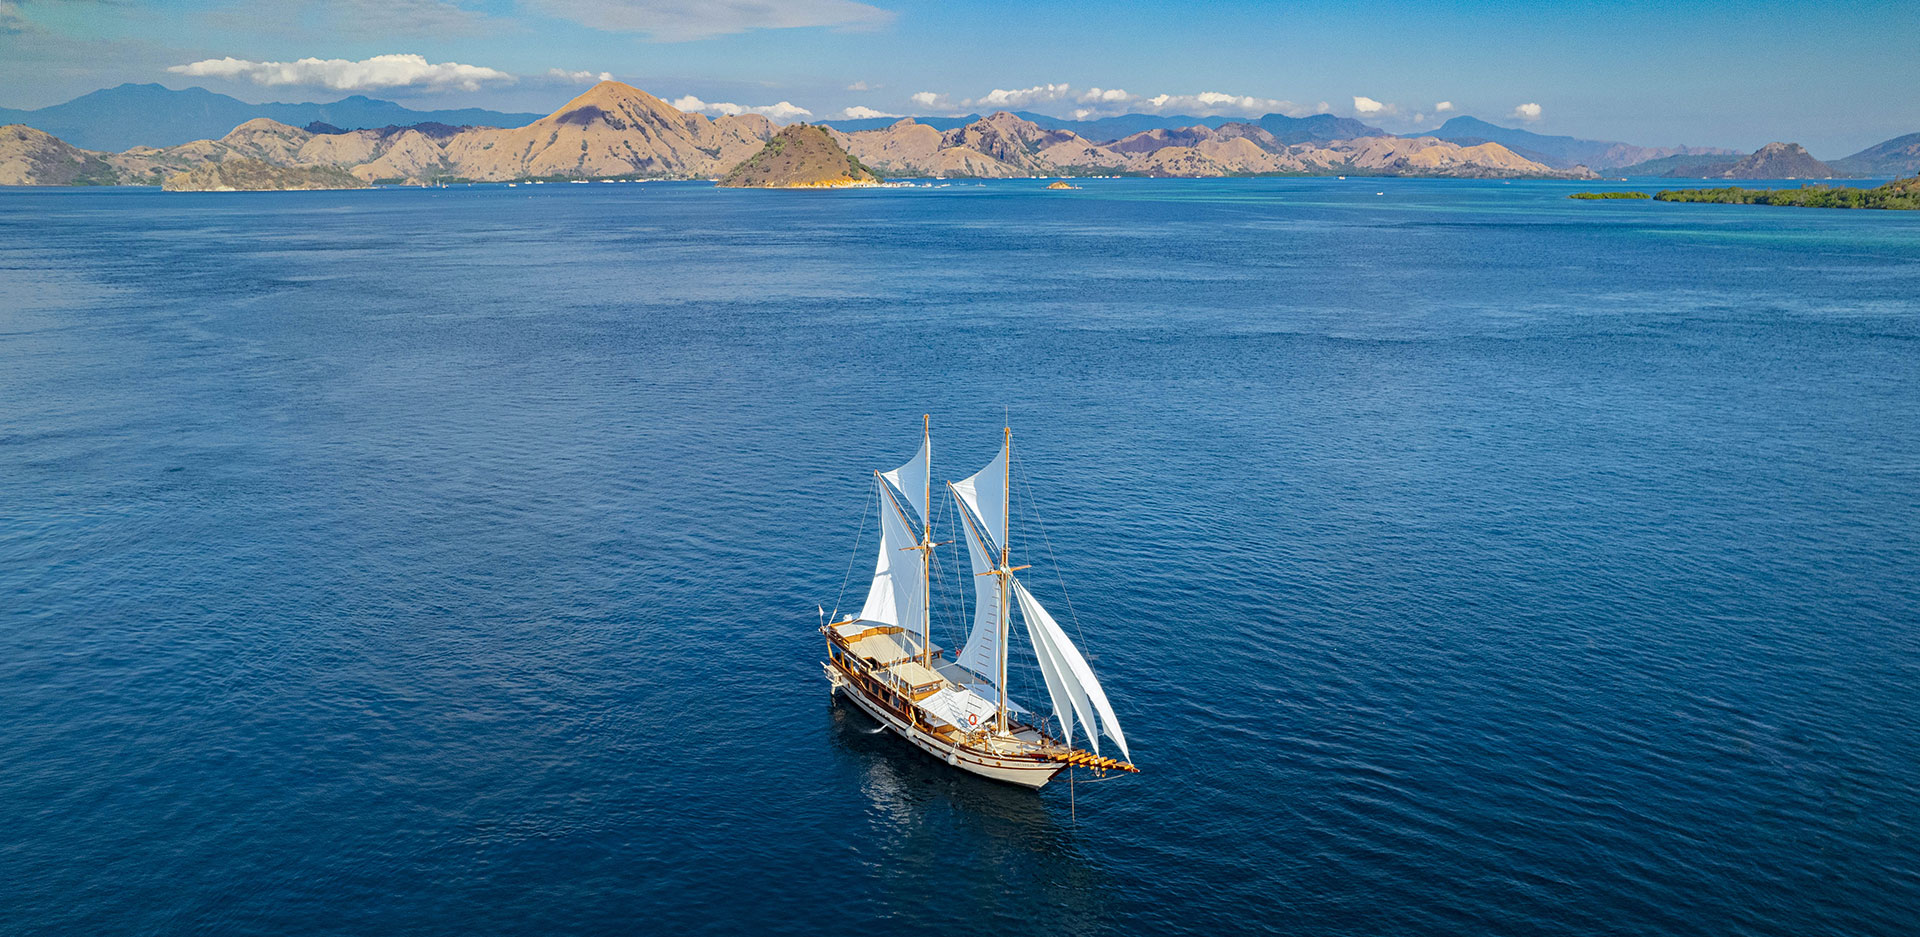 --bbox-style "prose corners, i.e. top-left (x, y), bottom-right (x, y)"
top-left (2, 179), bottom-right (1917, 936)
